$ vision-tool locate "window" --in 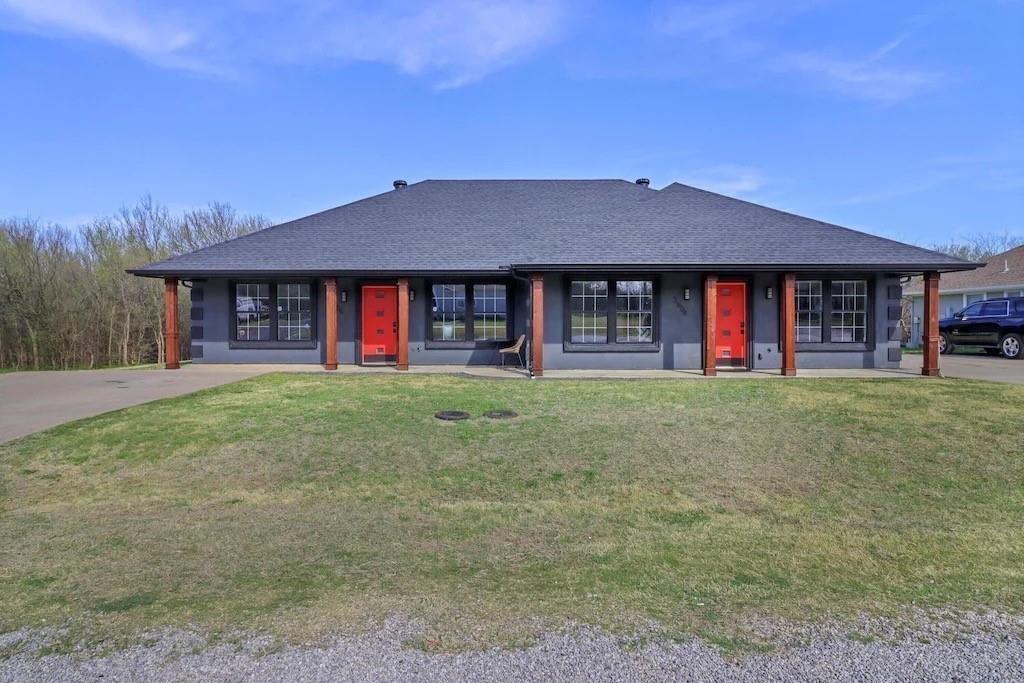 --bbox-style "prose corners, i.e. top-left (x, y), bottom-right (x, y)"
top-left (428, 282), bottom-right (510, 344)
top-left (1015, 300), bottom-right (1024, 315)
top-left (796, 280), bottom-right (822, 342)
top-left (233, 282), bottom-right (315, 344)
top-left (431, 284), bottom-right (466, 341)
top-left (236, 283), bottom-right (270, 341)
top-left (277, 283), bottom-right (312, 340)
top-left (616, 281), bottom-right (653, 342)
top-left (960, 302), bottom-right (984, 317)
top-left (571, 280), bottom-right (608, 343)
top-left (794, 278), bottom-right (870, 345)
top-left (830, 280), bottom-right (867, 342)
top-left (473, 284), bottom-right (507, 341)
top-left (979, 300), bottom-right (1009, 317)
top-left (568, 279), bottom-right (656, 346)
